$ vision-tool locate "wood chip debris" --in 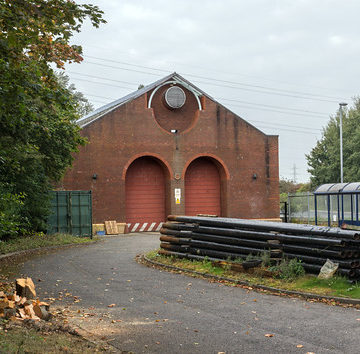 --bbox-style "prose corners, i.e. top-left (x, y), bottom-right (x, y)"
top-left (0, 278), bottom-right (50, 321)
